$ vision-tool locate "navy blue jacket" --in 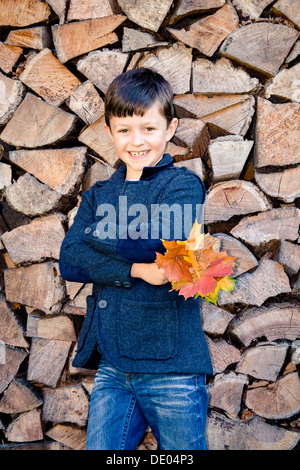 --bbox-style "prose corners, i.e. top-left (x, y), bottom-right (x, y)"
top-left (59, 154), bottom-right (213, 375)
